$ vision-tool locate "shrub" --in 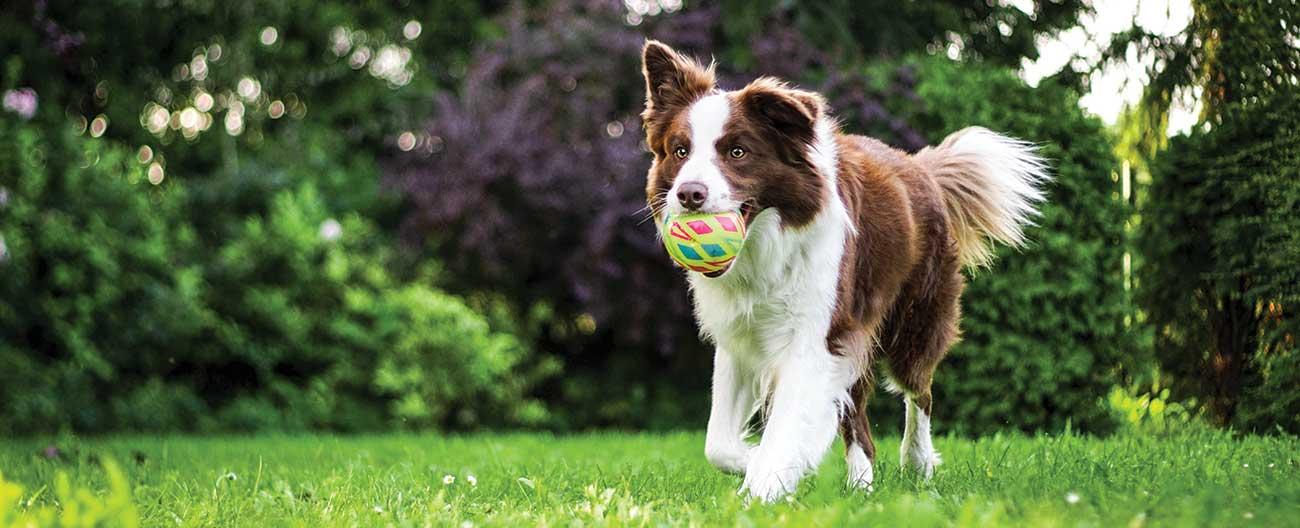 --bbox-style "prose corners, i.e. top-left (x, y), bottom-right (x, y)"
top-left (1105, 380), bottom-right (1204, 436)
top-left (187, 184), bottom-right (552, 431)
top-left (876, 57), bottom-right (1138, 434)
top-left (0, 117), bottom-right (547, 433)
top-left (1140, 91), bottom-right (1300, 433)
top-left (0, 118), bottom-right (202, 433)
